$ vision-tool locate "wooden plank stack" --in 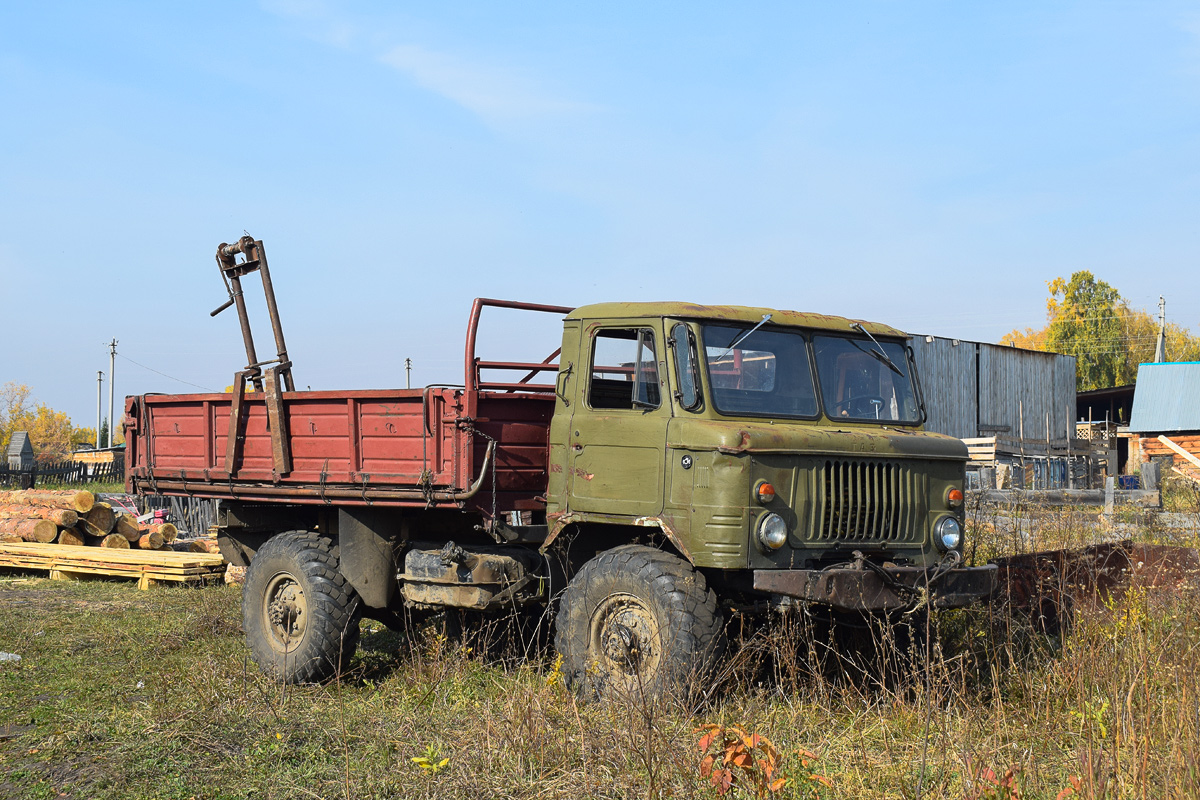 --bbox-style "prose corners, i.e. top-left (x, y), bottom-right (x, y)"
top-left (0, 542), bottom-right (226, 590)
top-left (0, 490), bottom-right (178, 550)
